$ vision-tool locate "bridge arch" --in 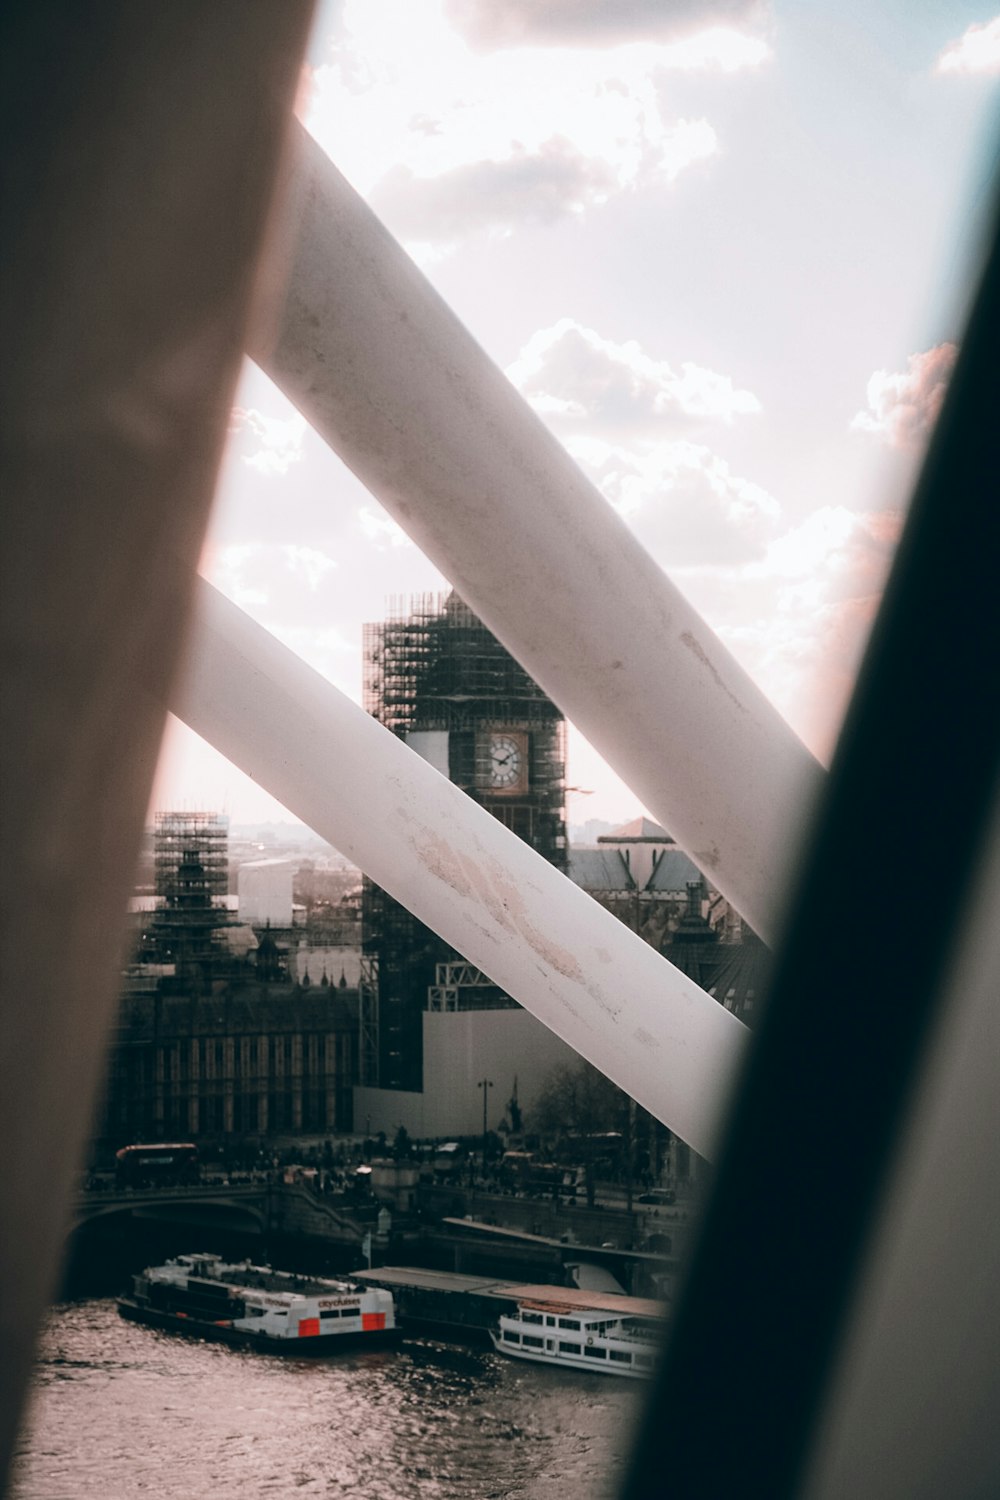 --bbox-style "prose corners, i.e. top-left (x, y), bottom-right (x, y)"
top-left (73, 1186), bottom-right (268, 1235)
